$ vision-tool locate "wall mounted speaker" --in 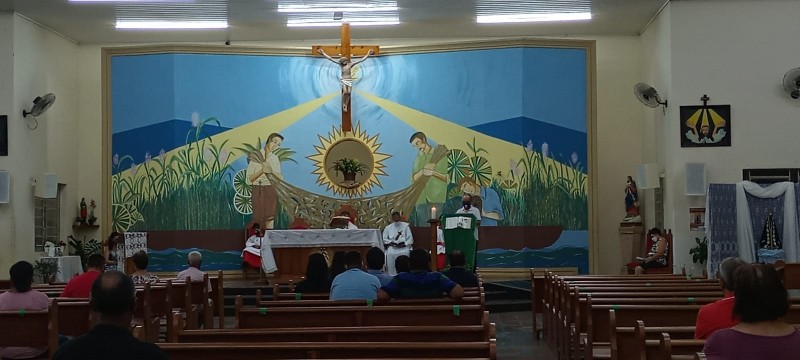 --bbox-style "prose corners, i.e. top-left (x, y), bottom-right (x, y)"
top-left (34, 173), bottom-right (58, 199)
top-left (685, 163), bottom-right (707, 195)
top-left (0, 170), bottom-right (8, 204)
top-left (637, 163), bottom-right (661, 189)
top-left (0, 115), bottom-right (7, 156)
